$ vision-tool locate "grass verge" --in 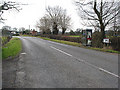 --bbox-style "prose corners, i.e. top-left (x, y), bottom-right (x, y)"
top-left (68, 35), bottom-right (81, 37)
top-left (22, 34), bottom-right (34, 37)
top-left (2, 38), bottom-right (22, 59)
top-left (87, 47), bottom-right (120, 54)
top-left (38, 36), bottom-right (120, 54)
top-left (39, 36), bottom-right (82, 46)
